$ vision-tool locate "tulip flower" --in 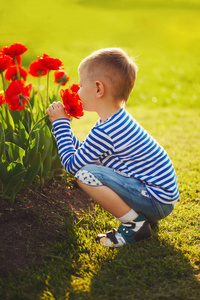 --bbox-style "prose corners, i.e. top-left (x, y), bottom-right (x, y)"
top-left (60, 85), bottom-right (84, 119)
top-left (70, 84), bottom-right (80, 93)
top-left (28, 60), bottom-right (48, 77)
top-left (0, 54), bottom-right (12, 72)
top-left (5, 80), bottom-right (32, 111)
top-left (54, 69), bottom-right (70, 100)
top-left (5, 65), bottom-right (28, 81)
top-left (0, 43), bottom-right (27, 57)
top-left (37, 54), bottom-right (63, 70)
top-left (0, 43), bottom-right (28, 80)
top-left (54, 69), bottom-right (70, 86)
